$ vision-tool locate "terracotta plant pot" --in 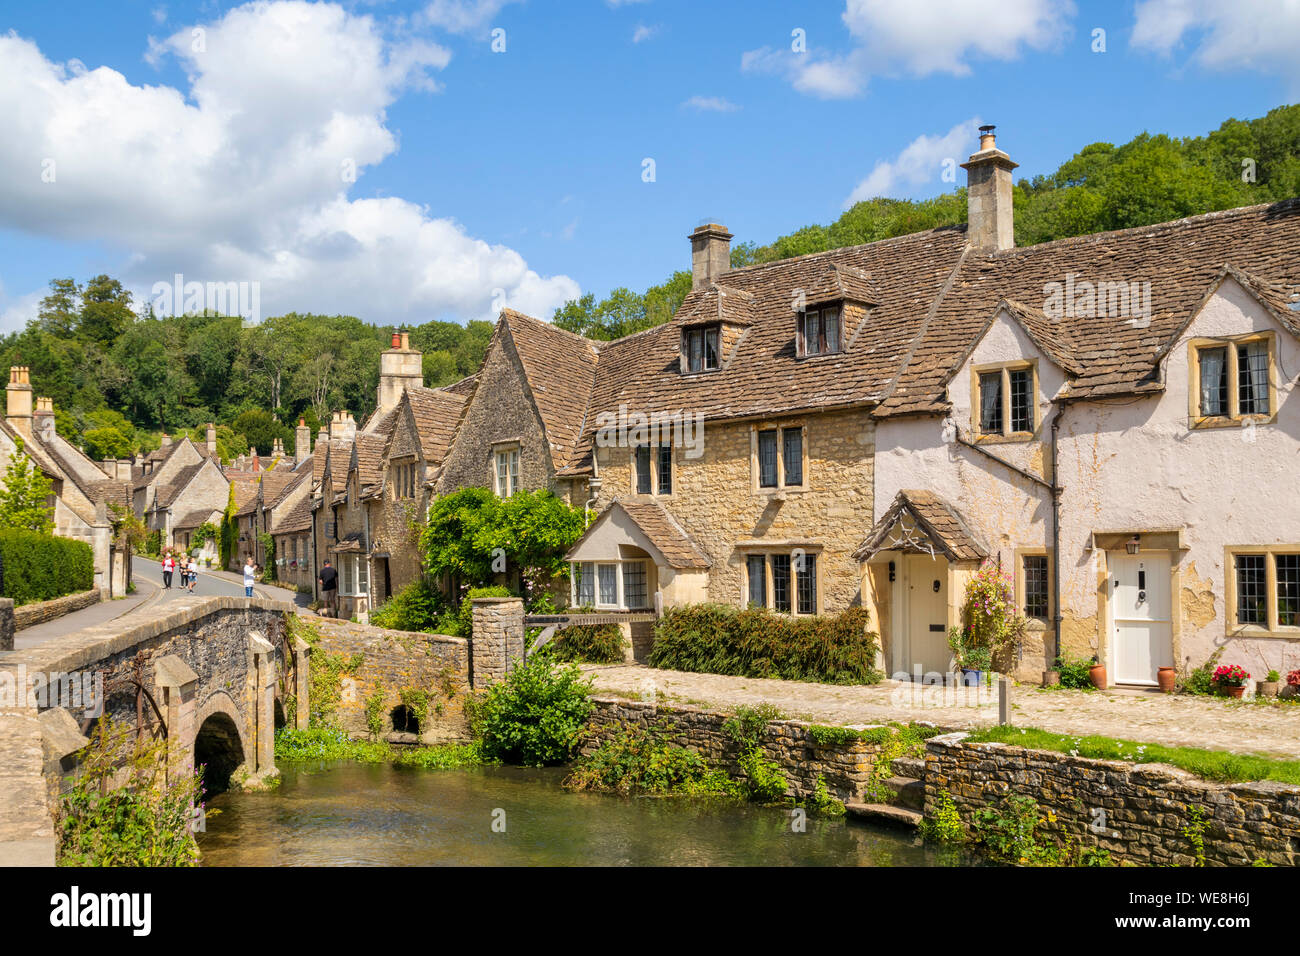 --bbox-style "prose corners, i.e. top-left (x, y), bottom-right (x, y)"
top-left (1157, 666), bottom-right (1176, 693)
top-left (1222, 684), bottom-right (1245, 699)
top-left (1088, 663), bottom-right (1107, 690)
